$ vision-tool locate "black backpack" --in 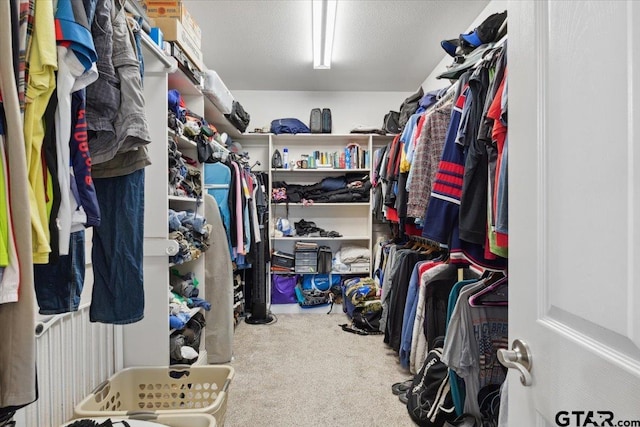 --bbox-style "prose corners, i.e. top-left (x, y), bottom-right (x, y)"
top-left (225, 100), bottom-right (250, 133)
top-left (321, 108), bottom-right (332, 133)
top-left (398, 87), bottom-right (424, 130)
top-left (406, 336), bottom-right (457, 427)
top-left (383, 111), bottom-right (400, 134)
